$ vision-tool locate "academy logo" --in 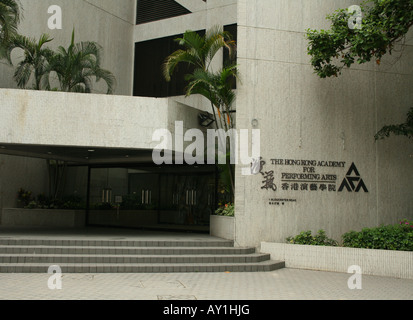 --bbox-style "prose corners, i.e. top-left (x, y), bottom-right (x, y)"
top-left (338, 163), bottom-right (368, 193)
